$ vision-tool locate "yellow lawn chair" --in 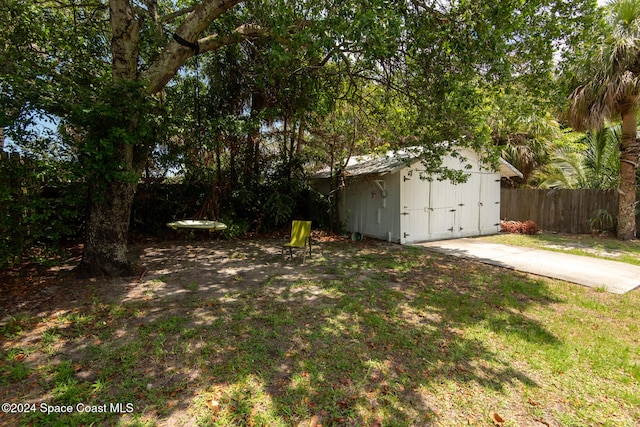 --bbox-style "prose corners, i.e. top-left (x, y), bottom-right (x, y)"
top-left (282, 220), bottom-right (312, 262)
